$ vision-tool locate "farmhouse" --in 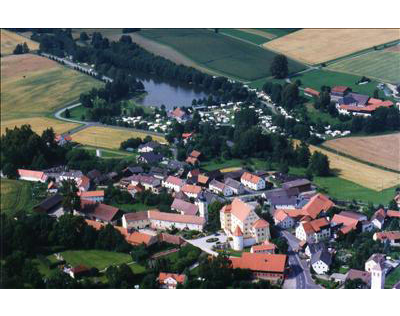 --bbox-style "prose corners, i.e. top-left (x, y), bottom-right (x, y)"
top-left (311, 249), bottom-right (332, 275)
top-left (224, 177), bottom-right (245, 195)
top-left (77, 175), bottom-right (90, 192)
top-left (371, 208), bottom-right (386, 229)
top-left (79, 200), bottom-right (122, 225)
top-left (301, 193), bottom-right (334, 219)
top-left (330, 86), bottom-right (351, 100)
top-left (34, 194), bottom-right (64, 218)
top-left (373, 231), bottom-right (400, 246)
top-left (158, 273), bottom-right (187, 289)
top-left (122, 166), bottom-right (144, 177)
top-left (181, 184), bottom-right (202, 199)
top-left (116, 228), bottom-right (158, 247)
top-left (137, 152), bottom-right (163, 164)
top-left (282, 179), bottom-right (312, 193)
top-left (18, 169), bottom-right (48, 183)
top-left (148, 210), bottom-right (206, 231)
top-left (78, 190), bottom-right (104, 202)
top-left (230, 253), bottom-right (287, 283)
top-left (209, 179), bottom-right (233, 196)
top-left (338, 96), bottom-right (394, 117)
top-left (220, 198), bottom-right (270, 250)
top-left (171, 198), bottom-right (199, 216)
top-left (162, 175), bottom-right (185, 192)
top-left (127, 174), bottom-right (161, 193)
top-left (55, 134), bottom-right (72, 146)
top-left (295, 218), bottom-right (331, 243)
top-left (122, 211), bottom-right (151, 230)
top-left (273, 209), bottom-right (295, 229)
top-left (170, 108), bottom-right (190, 122)
top-left (241, 172), bottom-right (265, 191)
